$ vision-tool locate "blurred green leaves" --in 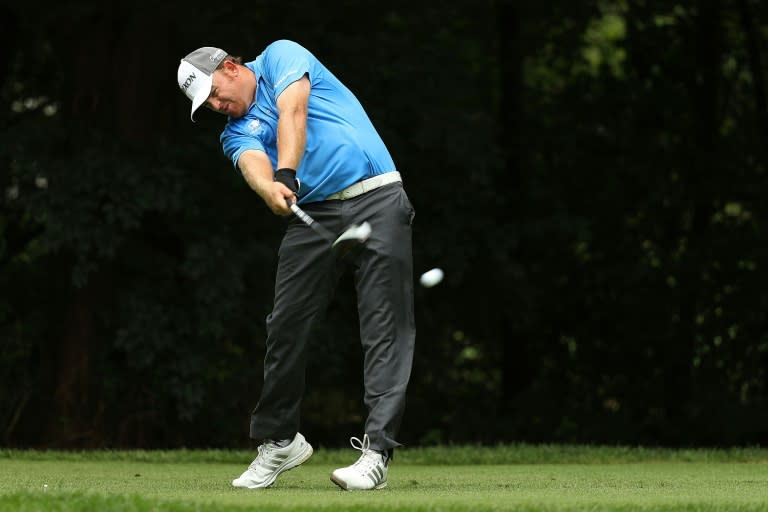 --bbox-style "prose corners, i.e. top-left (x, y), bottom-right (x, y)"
top-left (2, 0), bottom-right (768, 448)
